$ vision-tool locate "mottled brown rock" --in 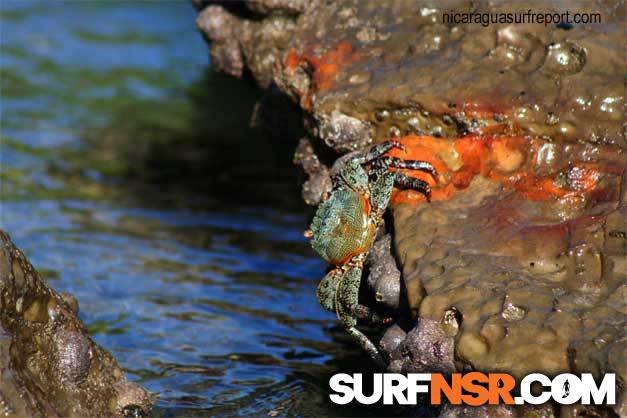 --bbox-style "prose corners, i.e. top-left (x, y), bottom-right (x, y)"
top-left (197, 0), bottom-right (624, 148)
top-left (0, 231), bottom-right (152, 417)
top-left (59, 291), bottom-right (79, 315)
top-left (246, 0), bottom-right (307, 16)
top-left (392, 169), bottom-right (626, 414)
top-left (196, 5), bottom-right (297, 87)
